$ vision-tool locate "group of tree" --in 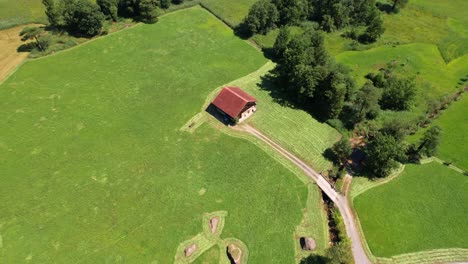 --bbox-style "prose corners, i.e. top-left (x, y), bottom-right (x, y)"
top-left (41, 0), bottom-right (188, 37)
top-left (273, 27), bottom-right (355, 120)
top-left (243, 0), bottom-right (385, 42)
